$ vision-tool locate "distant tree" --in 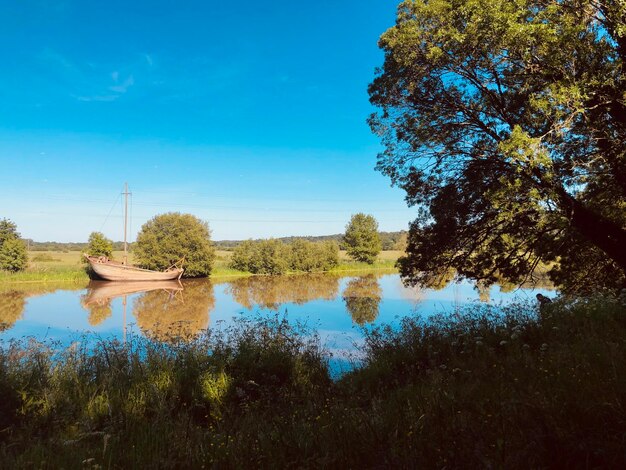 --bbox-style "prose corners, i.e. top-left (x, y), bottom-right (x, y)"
top-left (343, 214), bottom-right (382, 264)
top-left (85, 232), bottom-right (113, 259)
top-left (394, 231), bottom-right (408, 252)
top-left (369, 0), bottom-right (626, 292)
top-left (0, 218), bottom-right (27, 272)
top-left (134, 213), bottom-right (215, 278)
